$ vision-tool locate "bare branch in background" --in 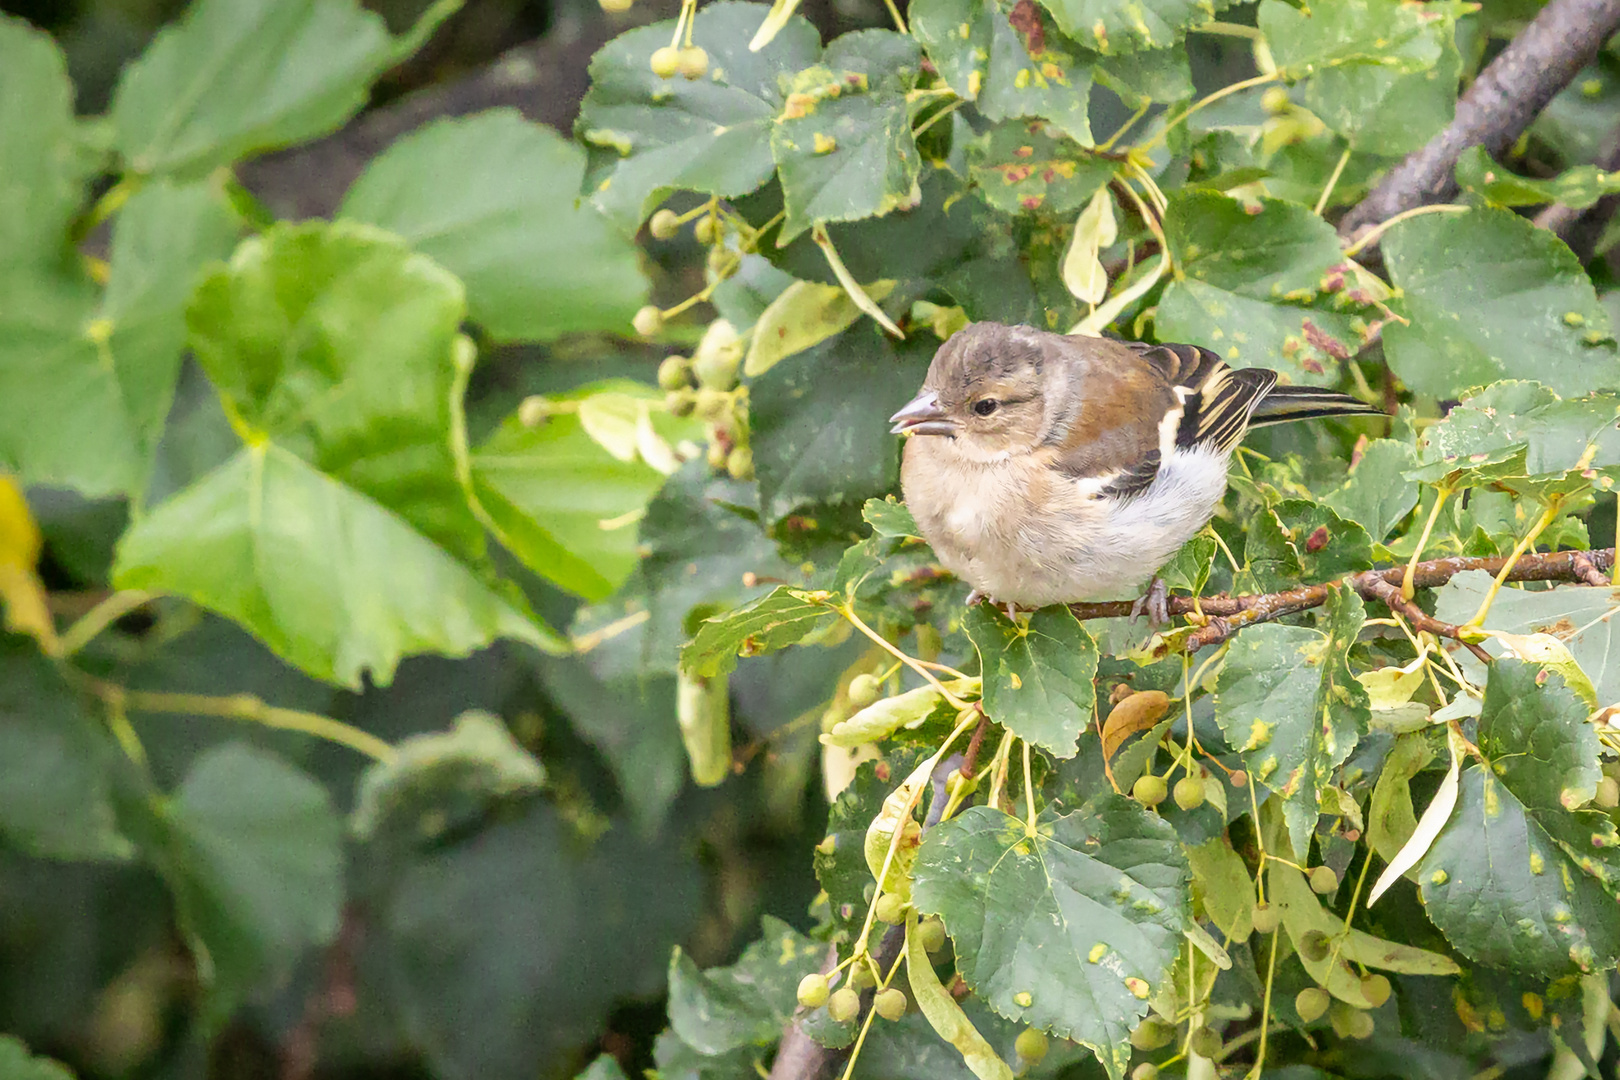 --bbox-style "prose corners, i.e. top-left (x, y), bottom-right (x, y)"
top-left (1341, 0), bottom-right (1620, 236)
